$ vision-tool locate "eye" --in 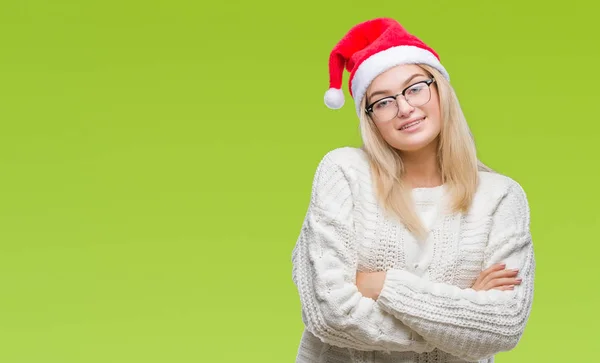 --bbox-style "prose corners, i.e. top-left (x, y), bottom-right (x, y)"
top-left (407, 84), bottom-right (425, 95)
top-left (374, 99), bottom-right (394, 109)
